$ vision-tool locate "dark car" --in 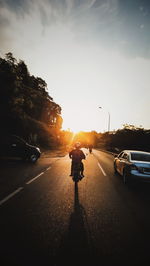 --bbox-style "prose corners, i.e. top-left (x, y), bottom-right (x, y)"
top-left (114, 150), bottom-right (150, 184)
top-left (0, 135), bottom-right (41, 163)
